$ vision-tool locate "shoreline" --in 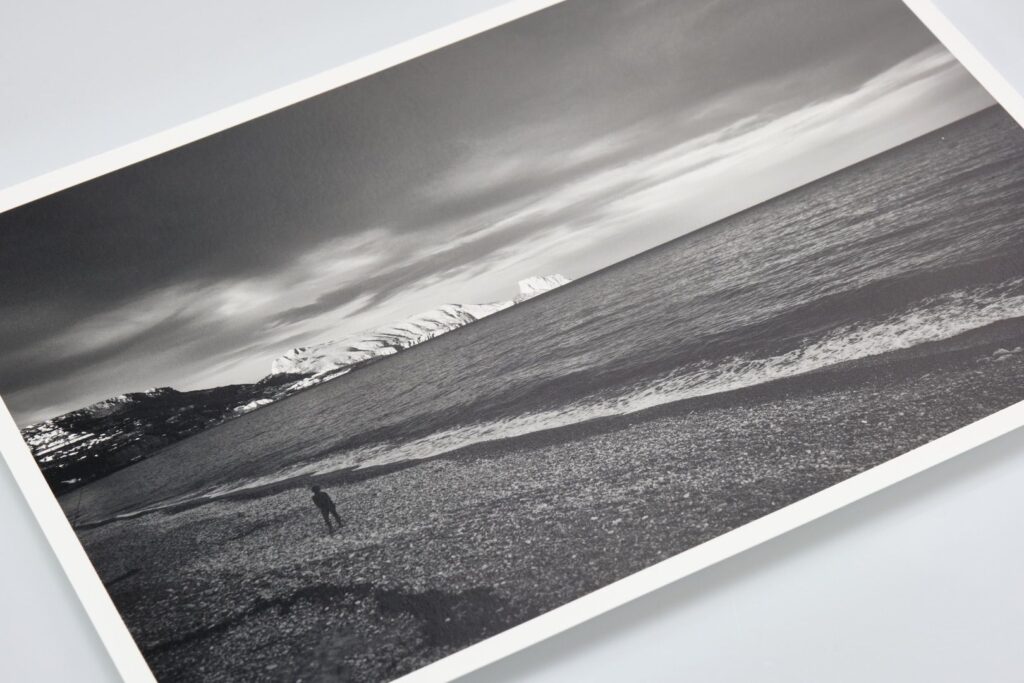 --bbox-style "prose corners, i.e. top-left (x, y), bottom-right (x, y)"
top-left (70, 316), bottom-right (1024, 528)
